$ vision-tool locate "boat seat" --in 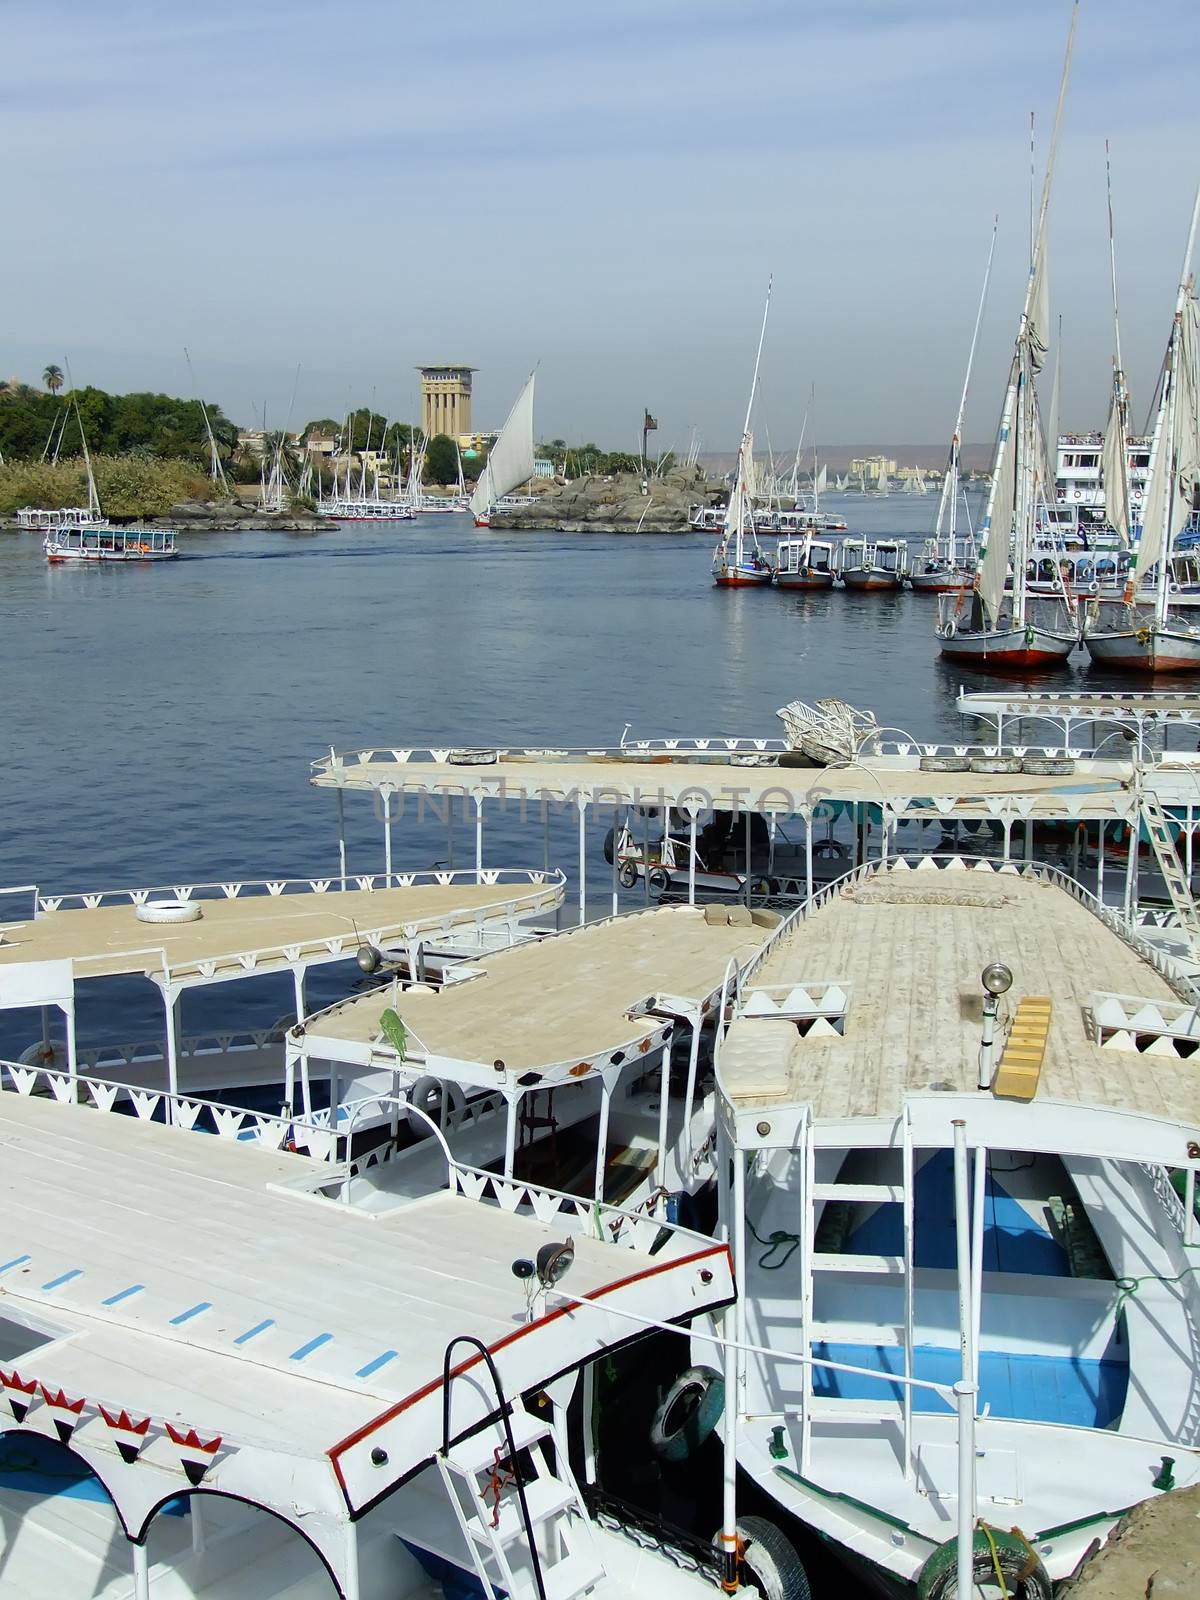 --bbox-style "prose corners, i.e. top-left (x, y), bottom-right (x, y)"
top-left (719, 1016), bottom-right (795, 1102)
